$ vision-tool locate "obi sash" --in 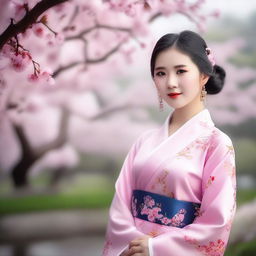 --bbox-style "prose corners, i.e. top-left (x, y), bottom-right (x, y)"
top-left (131, 190), bottom-right (201, 228)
